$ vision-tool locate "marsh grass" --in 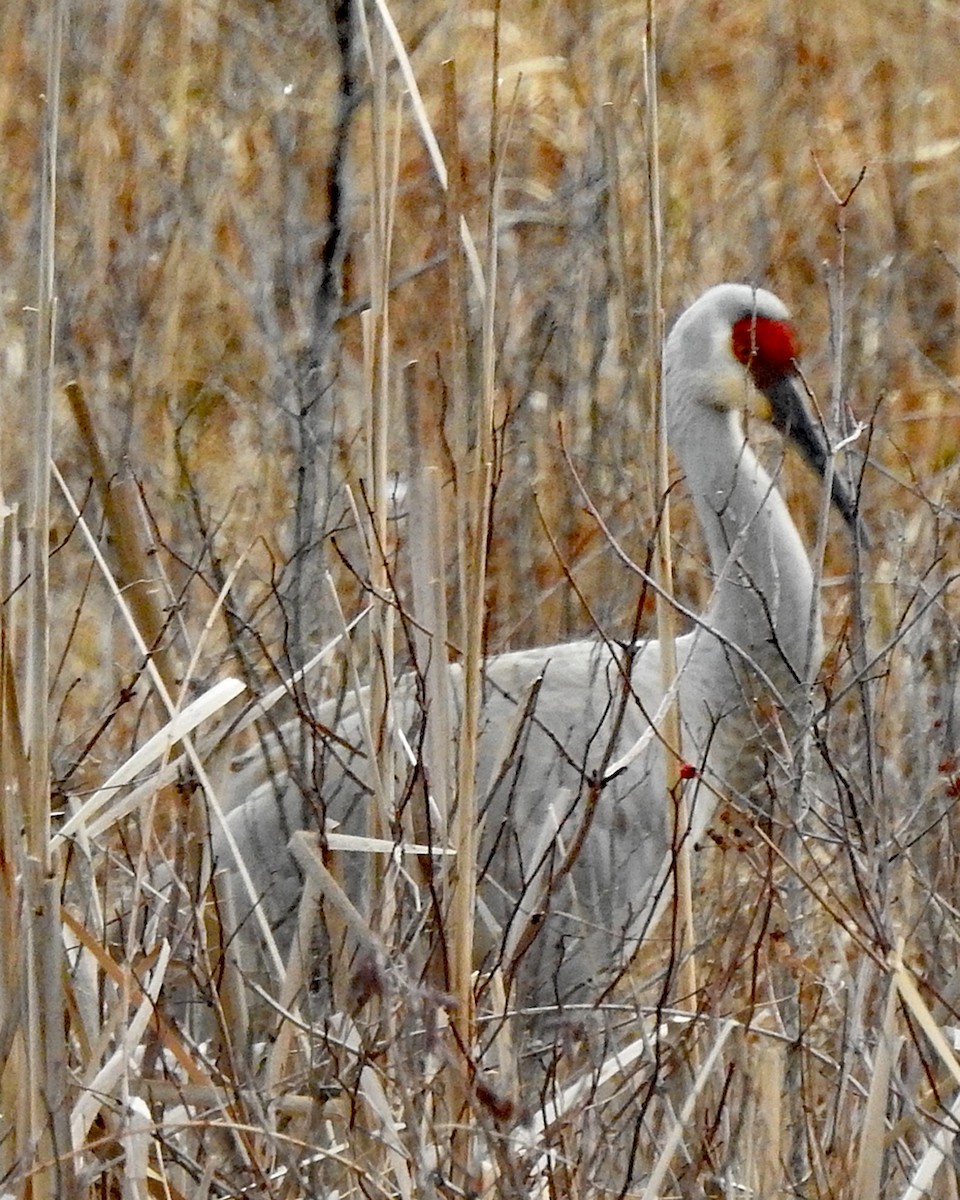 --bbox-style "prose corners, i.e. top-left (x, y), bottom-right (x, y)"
top-left (3, 0), bottom-right (960, 1195)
